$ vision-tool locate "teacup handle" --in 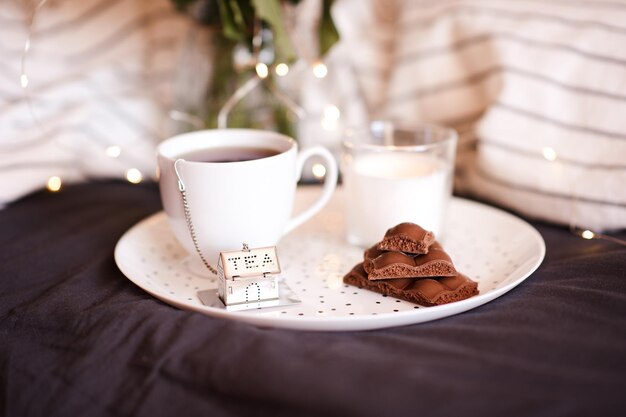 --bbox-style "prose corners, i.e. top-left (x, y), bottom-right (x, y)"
top-left (283, 146), bottom-right (338, 235)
